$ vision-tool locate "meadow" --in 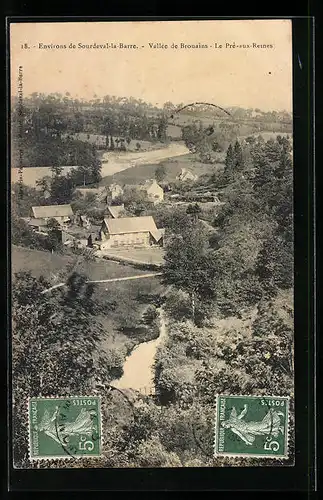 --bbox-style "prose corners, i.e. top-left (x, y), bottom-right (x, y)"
top-left (11, 245), bottom-right (145, 281)
top-left (101, 153), bottom-right (224, 186)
